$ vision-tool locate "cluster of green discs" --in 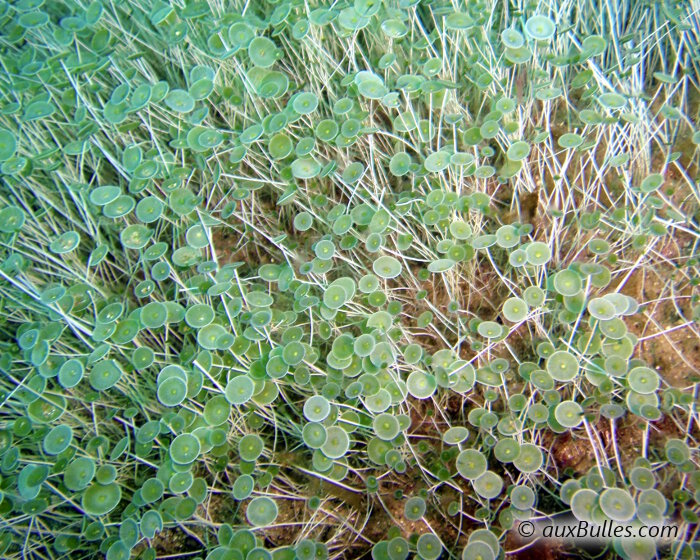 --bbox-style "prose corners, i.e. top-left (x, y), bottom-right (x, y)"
top-left (0, 0), bottom-right (696, 559)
